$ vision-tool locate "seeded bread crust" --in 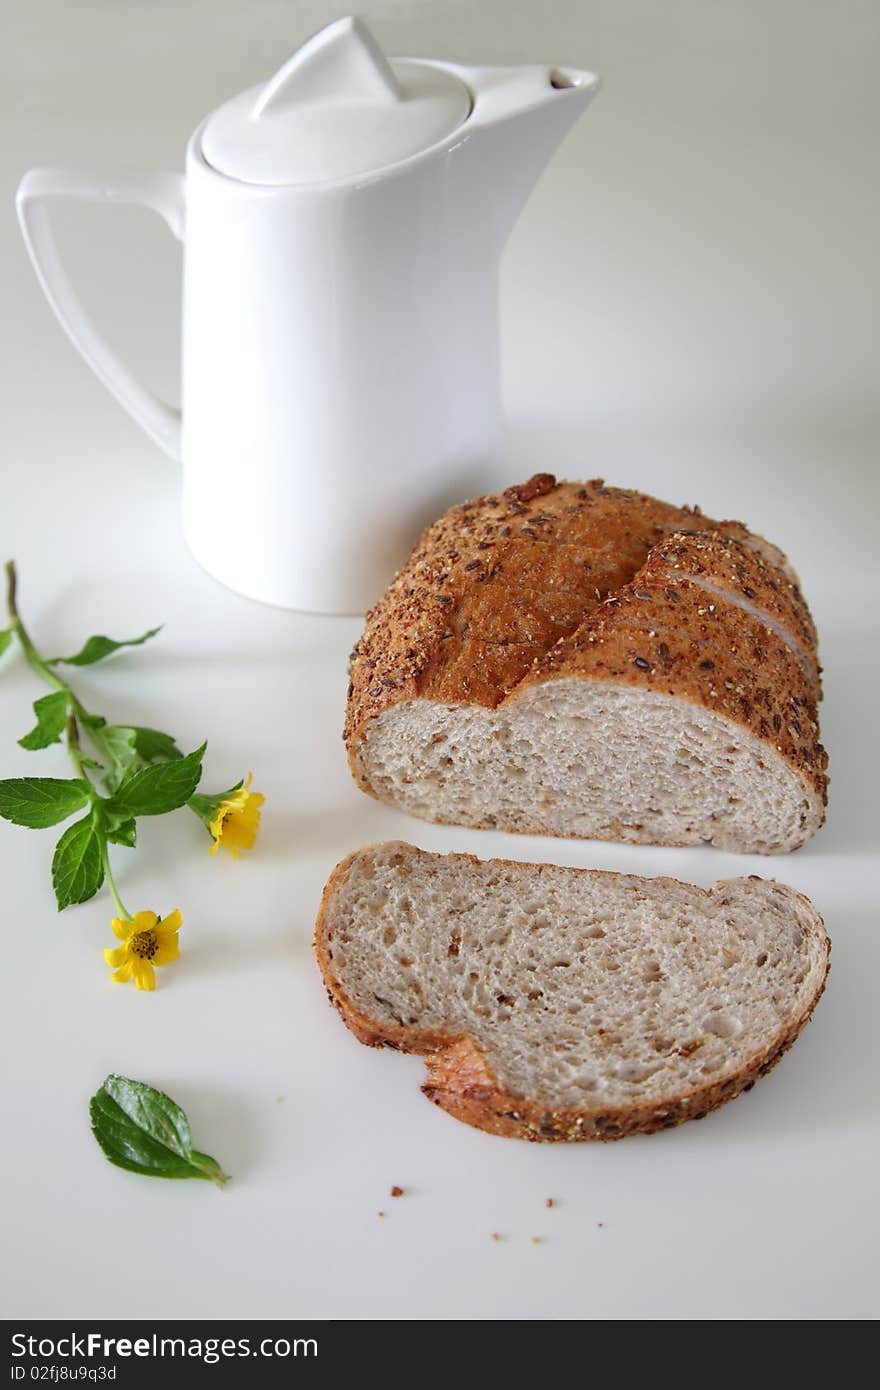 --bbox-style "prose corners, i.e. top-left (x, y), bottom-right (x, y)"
top-left (315, 844), bottom-right (831, 1143)
top-left (344, 476), bottom-right (827, 846)
top-left (519, 619), bottom-right (822, 802)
